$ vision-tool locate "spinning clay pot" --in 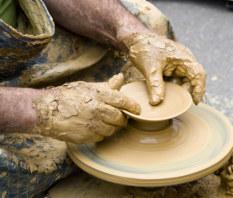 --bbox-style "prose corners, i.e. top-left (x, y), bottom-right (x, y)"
top-left (67, 81), bottom-right (233, 187)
